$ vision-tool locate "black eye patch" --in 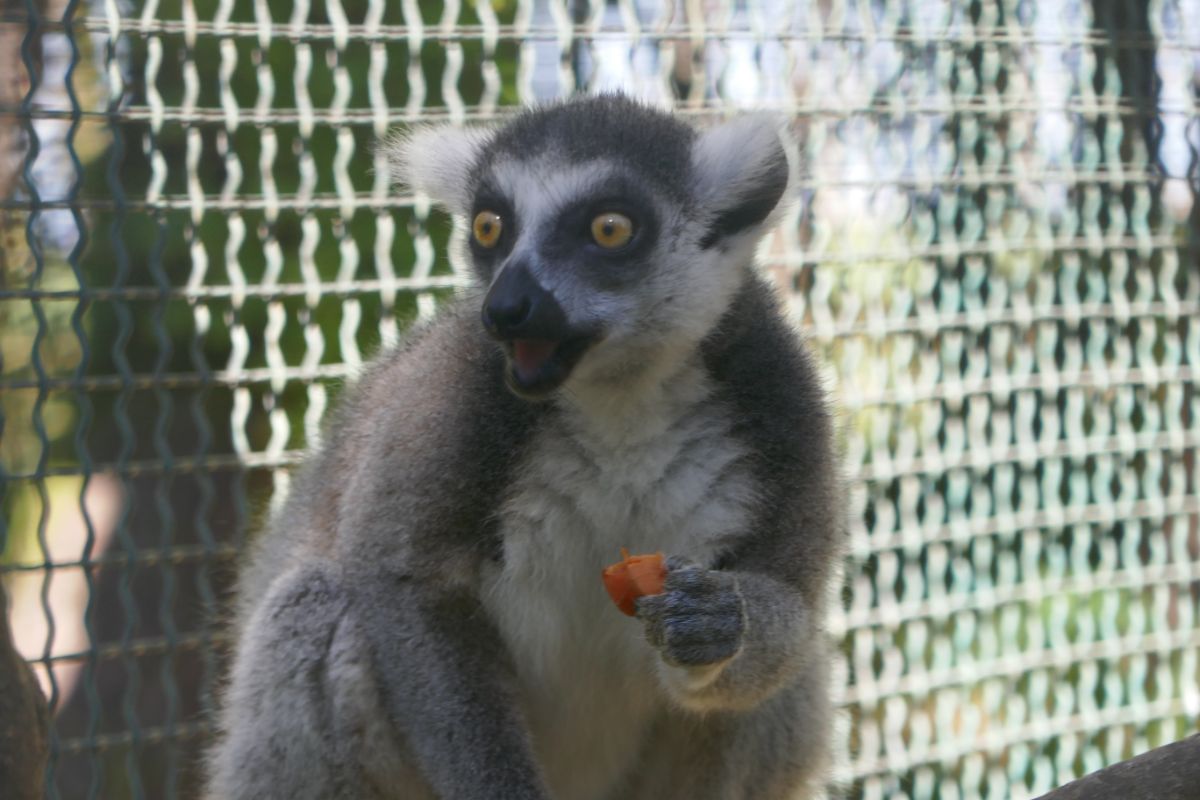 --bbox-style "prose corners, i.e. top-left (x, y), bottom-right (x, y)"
top-left (541, 176), bottom-right (660, 260)
top-left (468, 189), bottom-right (517, 261)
